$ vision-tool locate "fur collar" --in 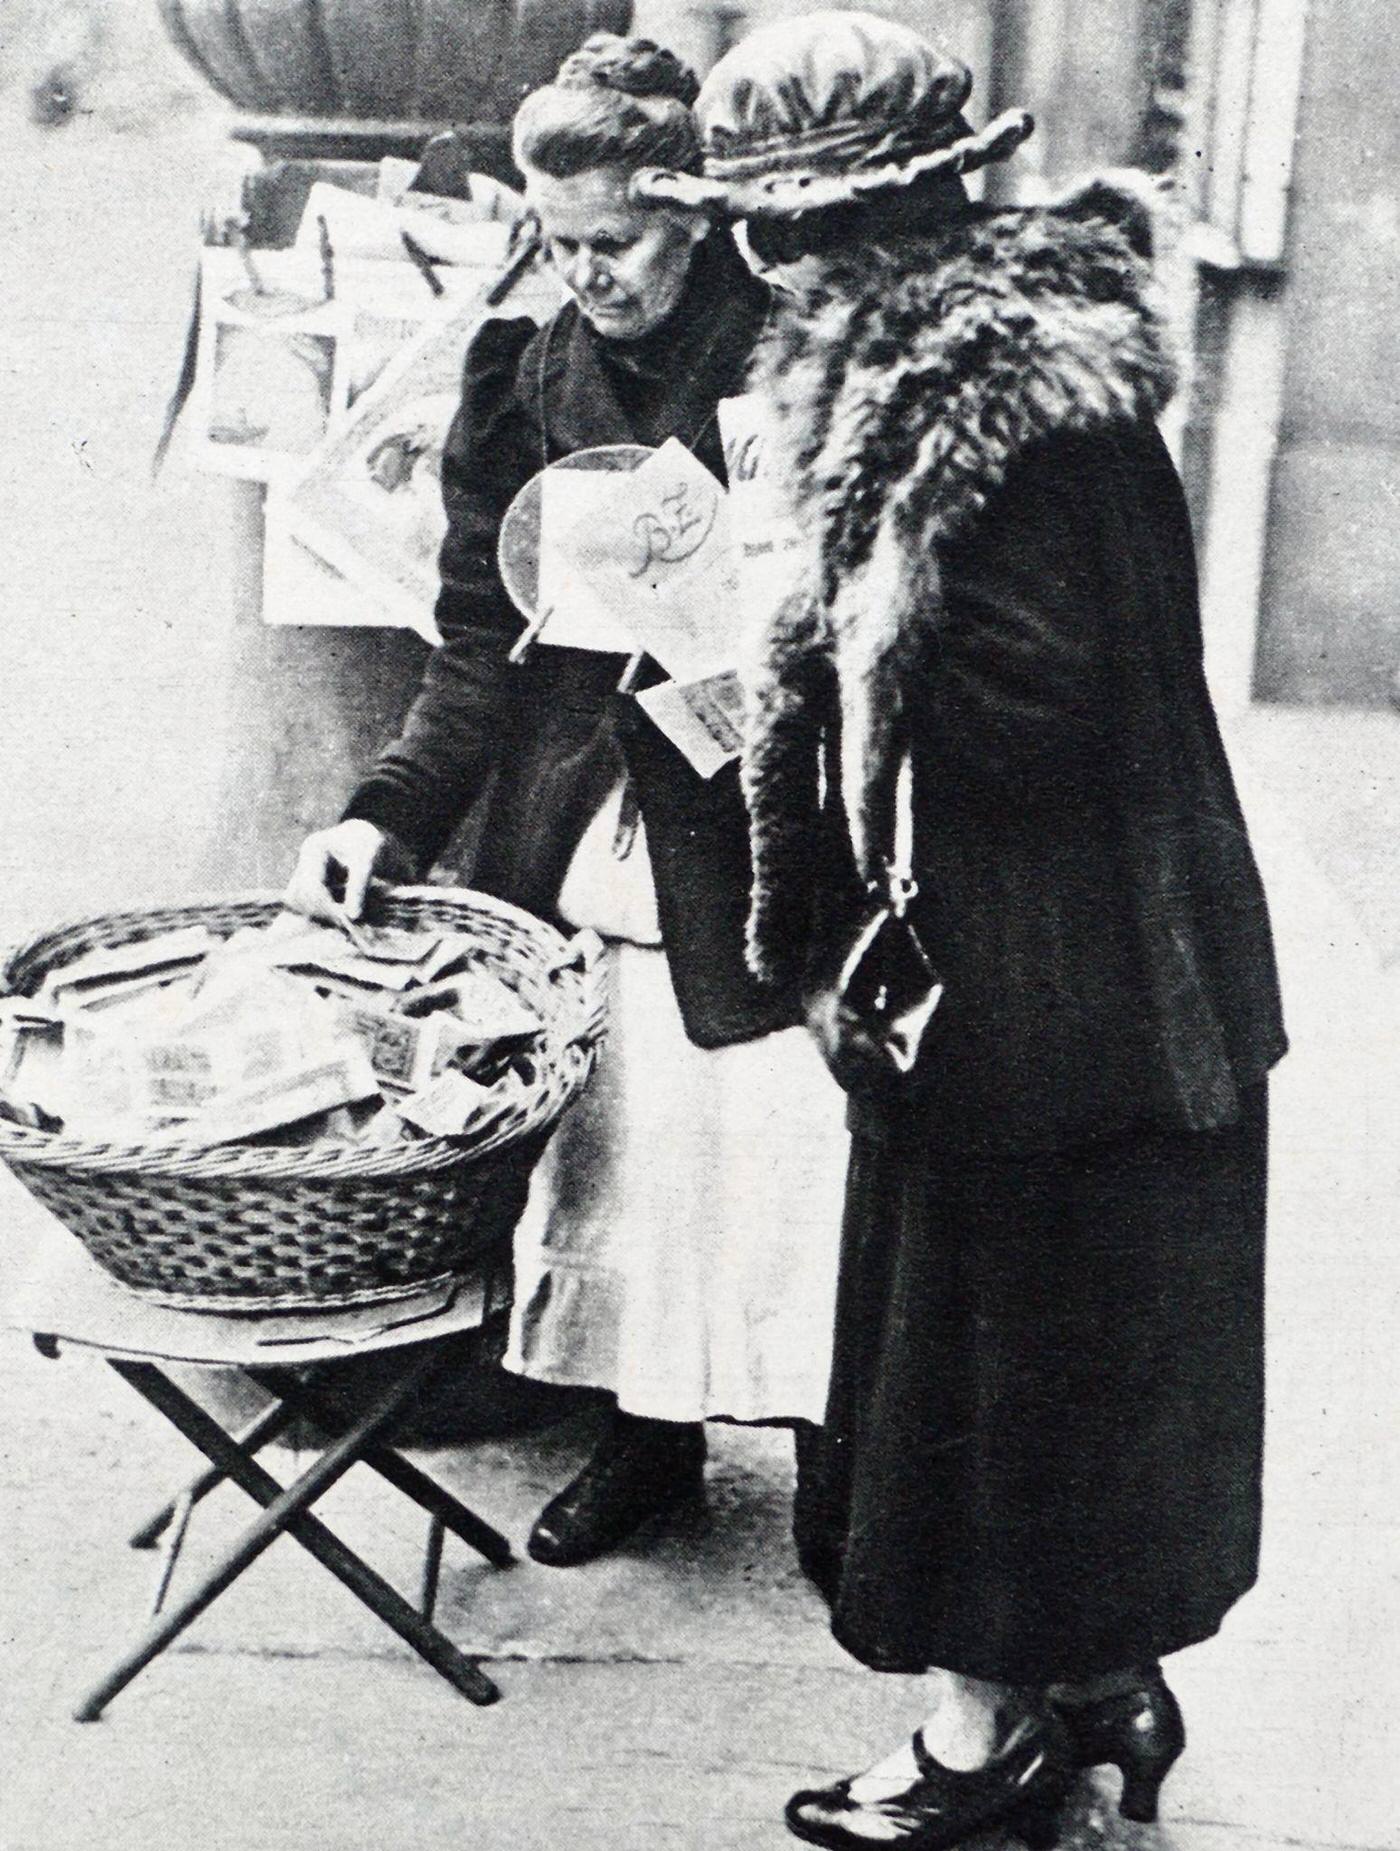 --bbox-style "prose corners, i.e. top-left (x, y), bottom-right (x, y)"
top-left (741, 176), bottom-right (1178, 982)
top-left (752, 175), bottom-right (1176, 593)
